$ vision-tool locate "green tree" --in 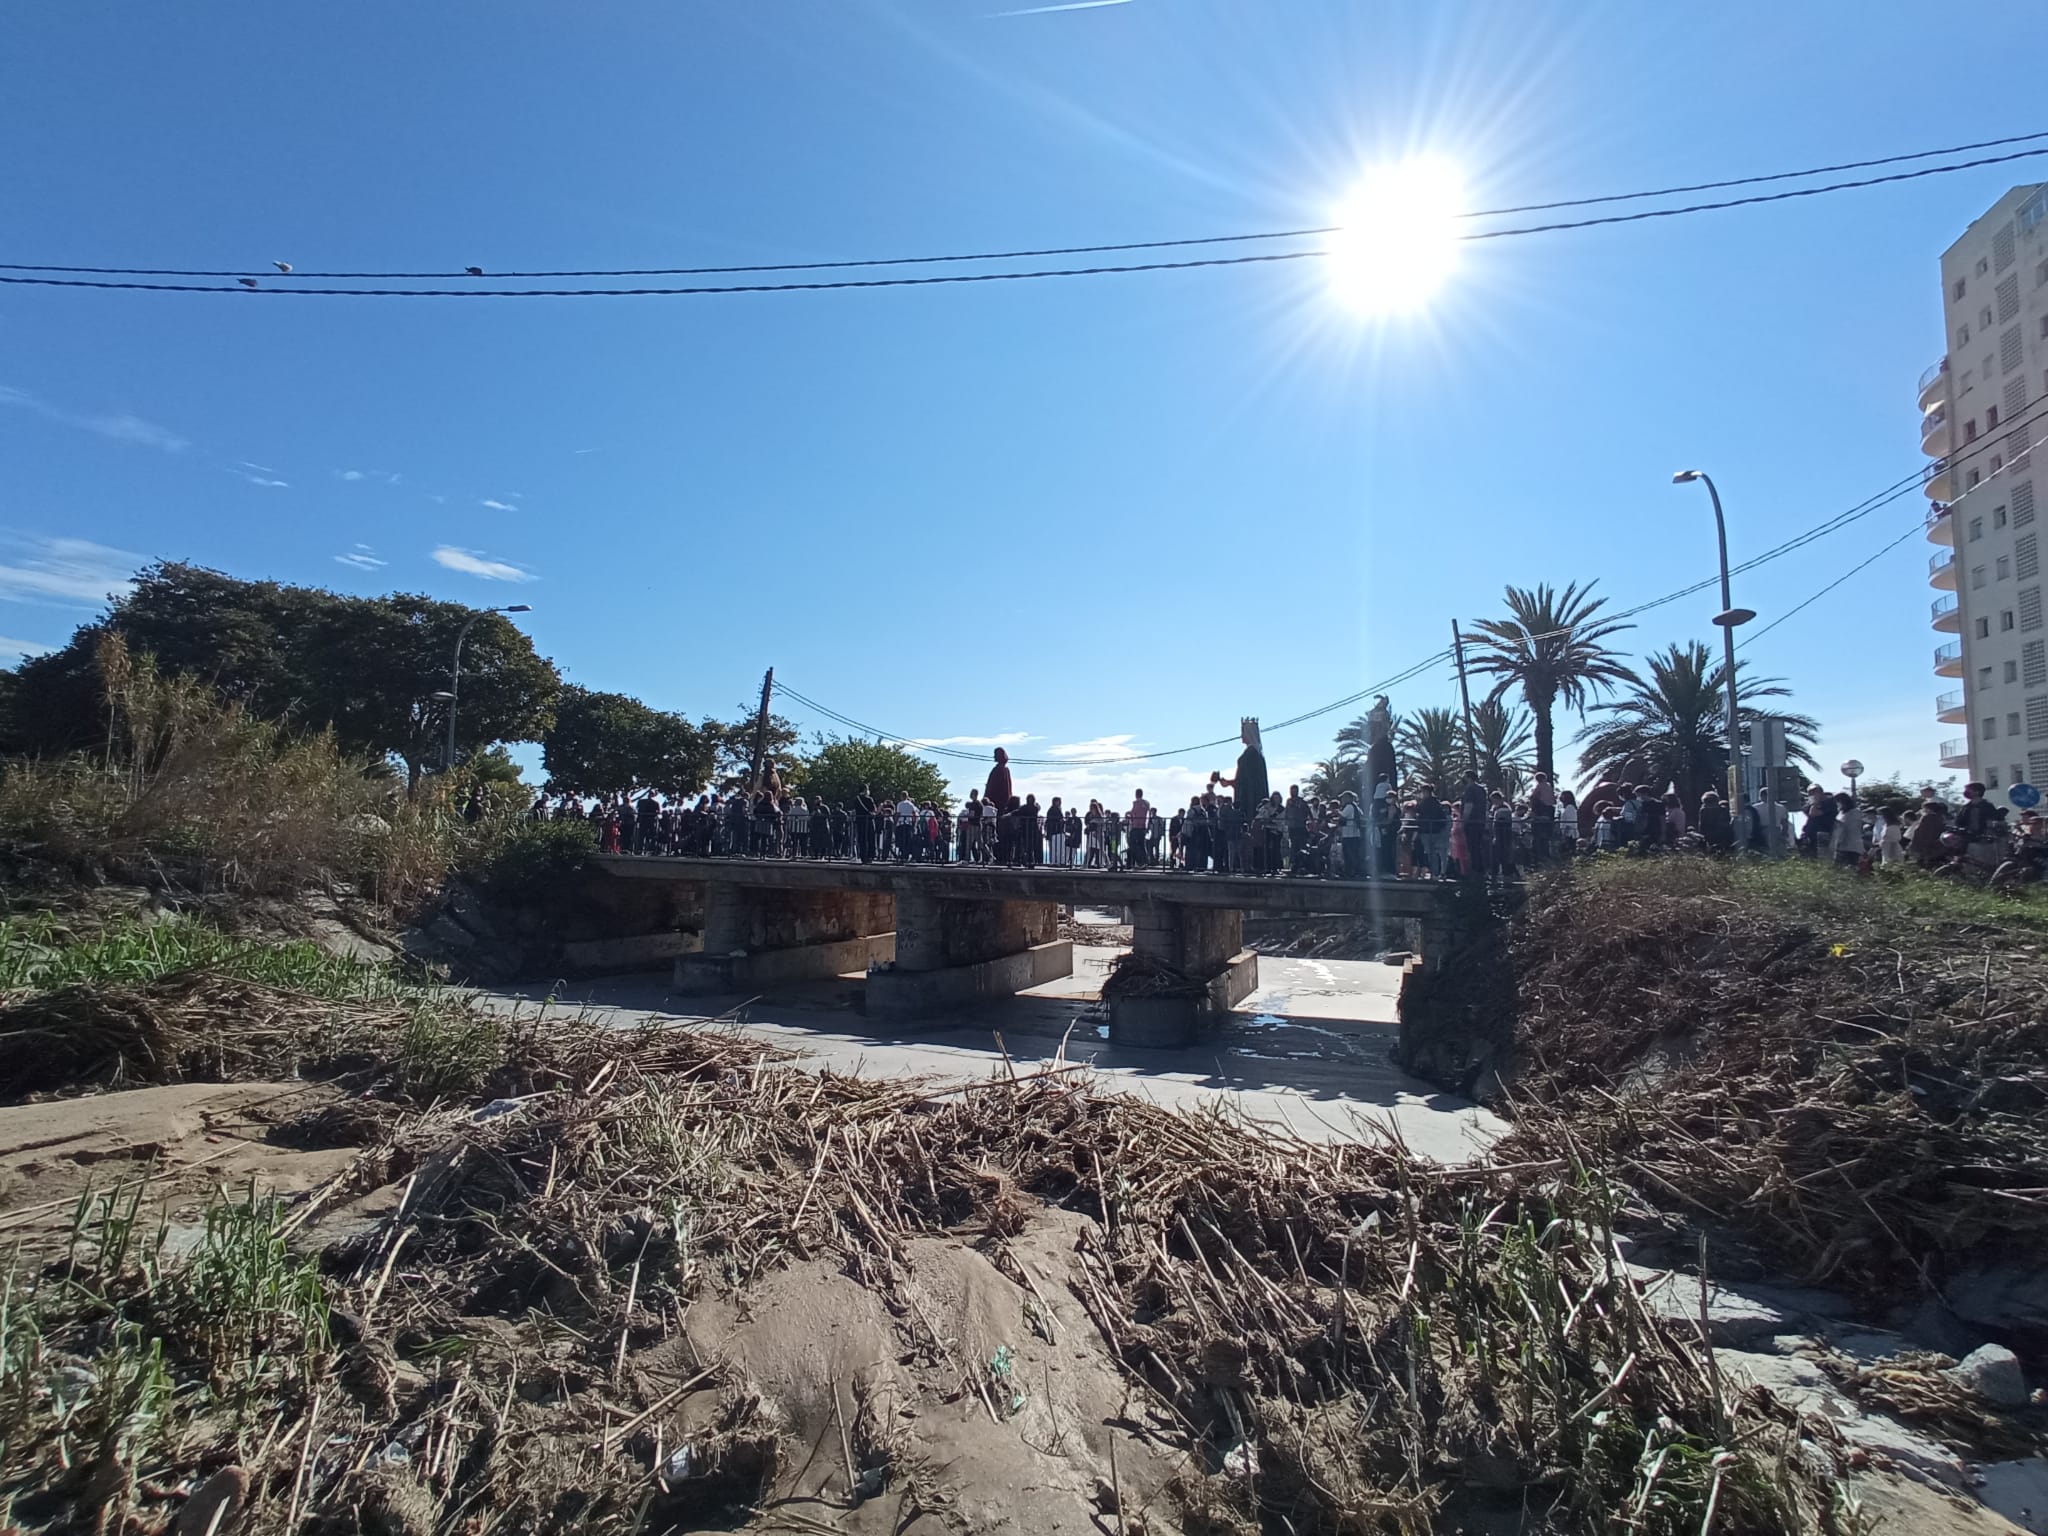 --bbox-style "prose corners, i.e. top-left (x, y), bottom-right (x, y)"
top-left (1465, 582), bottom-right (1637, 781)
top-left (542, 685), bottom-right (716, 796)
top-left (797, 735), bottom-right (950, 811)
top-left (8, 564), bottom-right (560, 791)
top-left (1576, 641), bottom-right (1819, 807)
top-left (1306, 757), bottom-right (1364, 802)
top-left (1469, 697), bottom-right (1535, 798)
top-left (298, 593), bottom-right (558, 791)
top-left (1397, 707), bottom-right (1467, 793)
top-left (705, 710), bottom-right (804, 794)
